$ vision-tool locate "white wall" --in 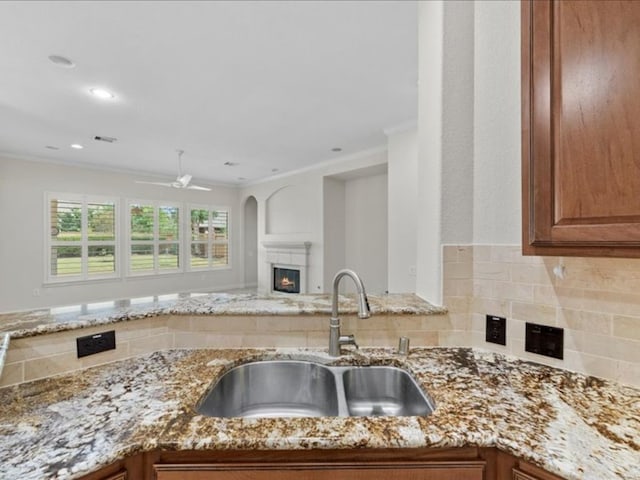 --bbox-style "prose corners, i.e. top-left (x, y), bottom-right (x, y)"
top-left (265, 185), bottom-right (312, 235)
top-left (473, 0), bottom-right (521, 243)
top-left (416, 0), bottom-right (444, 304)
top-left (344, 173), bottom-right (388, 294)
top-left (441, 0), bottom-right (474, 244)
top-left (243, 196), bottom-right (258, 287)
top-left (0, 0), bottom-right (522, 312)
top-left (322, 177), bottom-right (346, 291)
top-left (416, 0), bottom-right (475, 305)
top-left (240, 148), bottom-right (387, 295)
top-left (387, 127), bottom-right (417, 293)
top-left (0, 156), bottom-right (243, 312)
